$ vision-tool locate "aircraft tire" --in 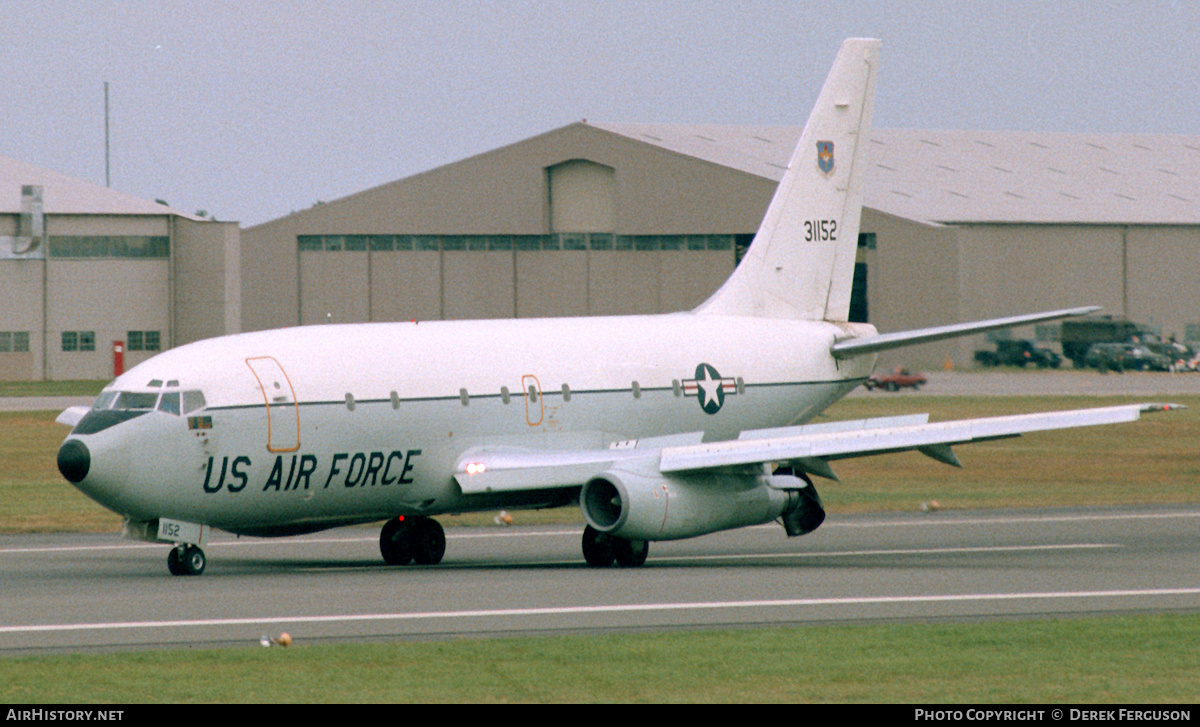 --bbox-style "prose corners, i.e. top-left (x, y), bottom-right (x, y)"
top-left (410, 518), bottom-right (446, 565)
top-left (613, 538), bottom-right (649, 568)
top-left (167, 546), bottom-right (183, 576)
top-left (168, 544), bottom-right (206, 576)
top-left (582, 526), bottom-right (614, 567)
top-left (379, 518), bottom-right (414, 566)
